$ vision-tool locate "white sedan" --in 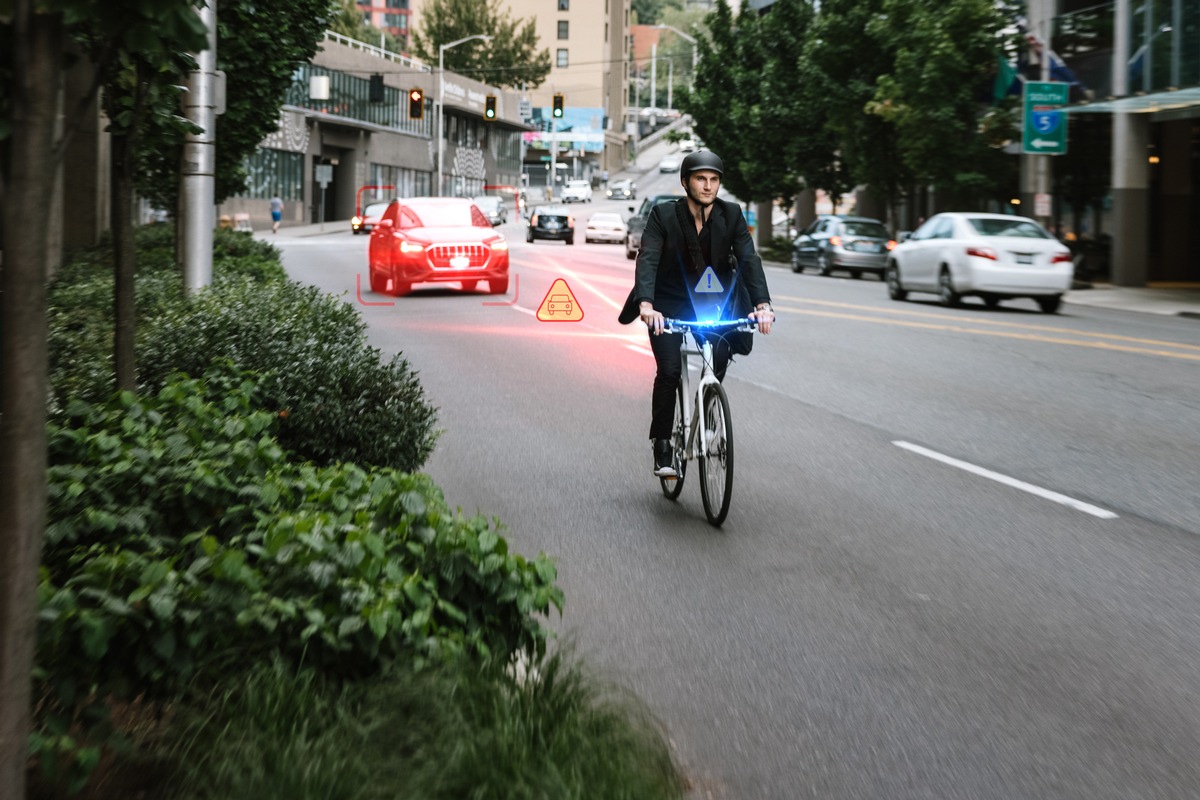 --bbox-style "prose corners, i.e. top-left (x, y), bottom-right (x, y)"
top-left (886, 212), bottom-right (1074, 313)
top-left (584, 212), bottom-right (628, 244)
